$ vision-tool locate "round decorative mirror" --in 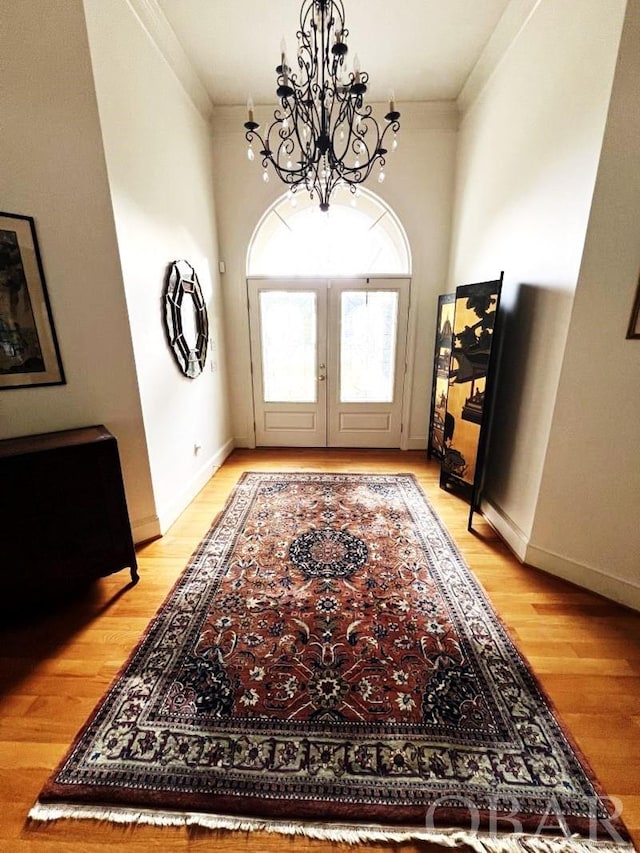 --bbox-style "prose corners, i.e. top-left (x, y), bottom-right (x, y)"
top-left (163, 260), bottom-right (209, 378)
